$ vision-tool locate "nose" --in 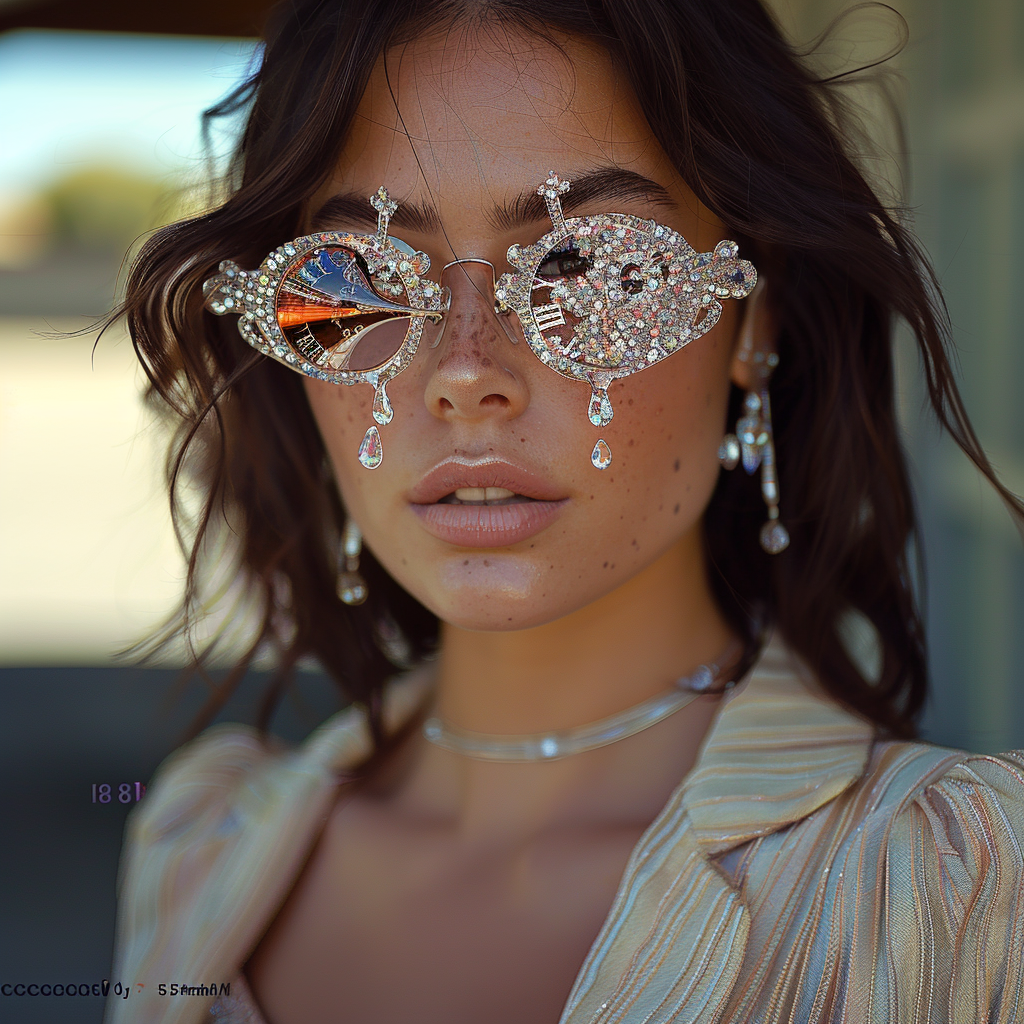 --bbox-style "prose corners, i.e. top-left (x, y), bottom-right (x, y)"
top-left (423, 260), bottom-right (530, 423)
